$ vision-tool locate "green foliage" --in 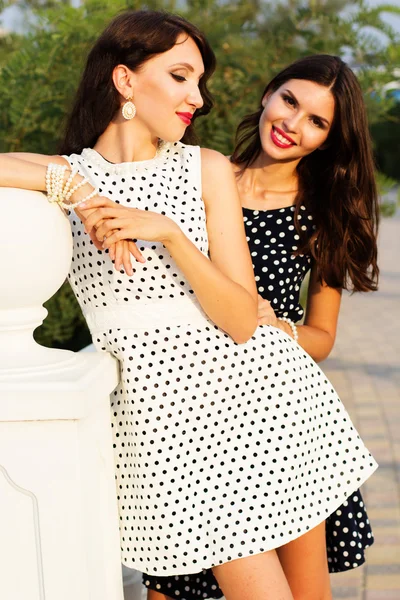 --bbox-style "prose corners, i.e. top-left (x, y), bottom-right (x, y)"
top-left (1, 0), bottom-right (399, 349)
top-left (34, 281), bottom-right (92, 350)
top-left (371, 100), bottom-right (400, 180)
top-left (376, 171), bottom-right (400, 217)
